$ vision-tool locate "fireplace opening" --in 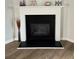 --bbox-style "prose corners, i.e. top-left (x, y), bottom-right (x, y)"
top-left (31, 24), bottom-right (50, 36)
top-left (26, 15), bottom-right (55, 47)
